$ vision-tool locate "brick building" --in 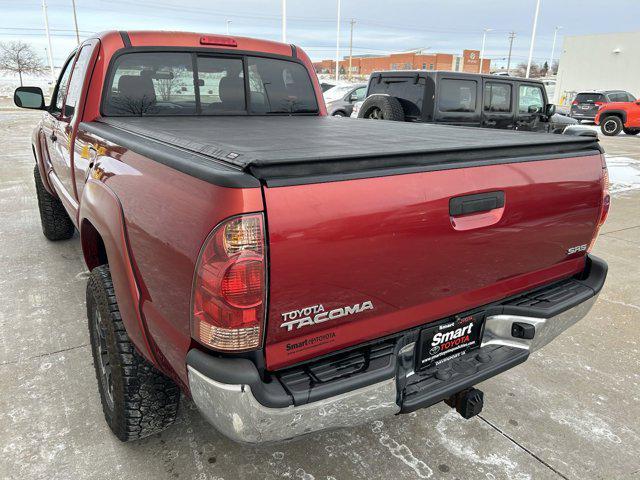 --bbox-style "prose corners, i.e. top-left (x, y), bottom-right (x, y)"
top-left (313, 49), bottom-right (490, 76)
